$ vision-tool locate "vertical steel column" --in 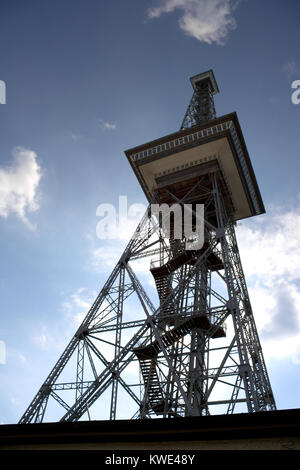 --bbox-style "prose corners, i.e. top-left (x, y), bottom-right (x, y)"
top-left (110, 266), bottom-right (125, 420)
top-left (187, 266), bottom-right (208, 415)
top-left (76, 340), bottom-right (85, 402)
